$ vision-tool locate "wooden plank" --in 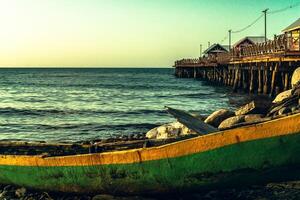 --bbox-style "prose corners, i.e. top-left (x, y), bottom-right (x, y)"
top-left (165, 106), bottom-right (218, 134)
